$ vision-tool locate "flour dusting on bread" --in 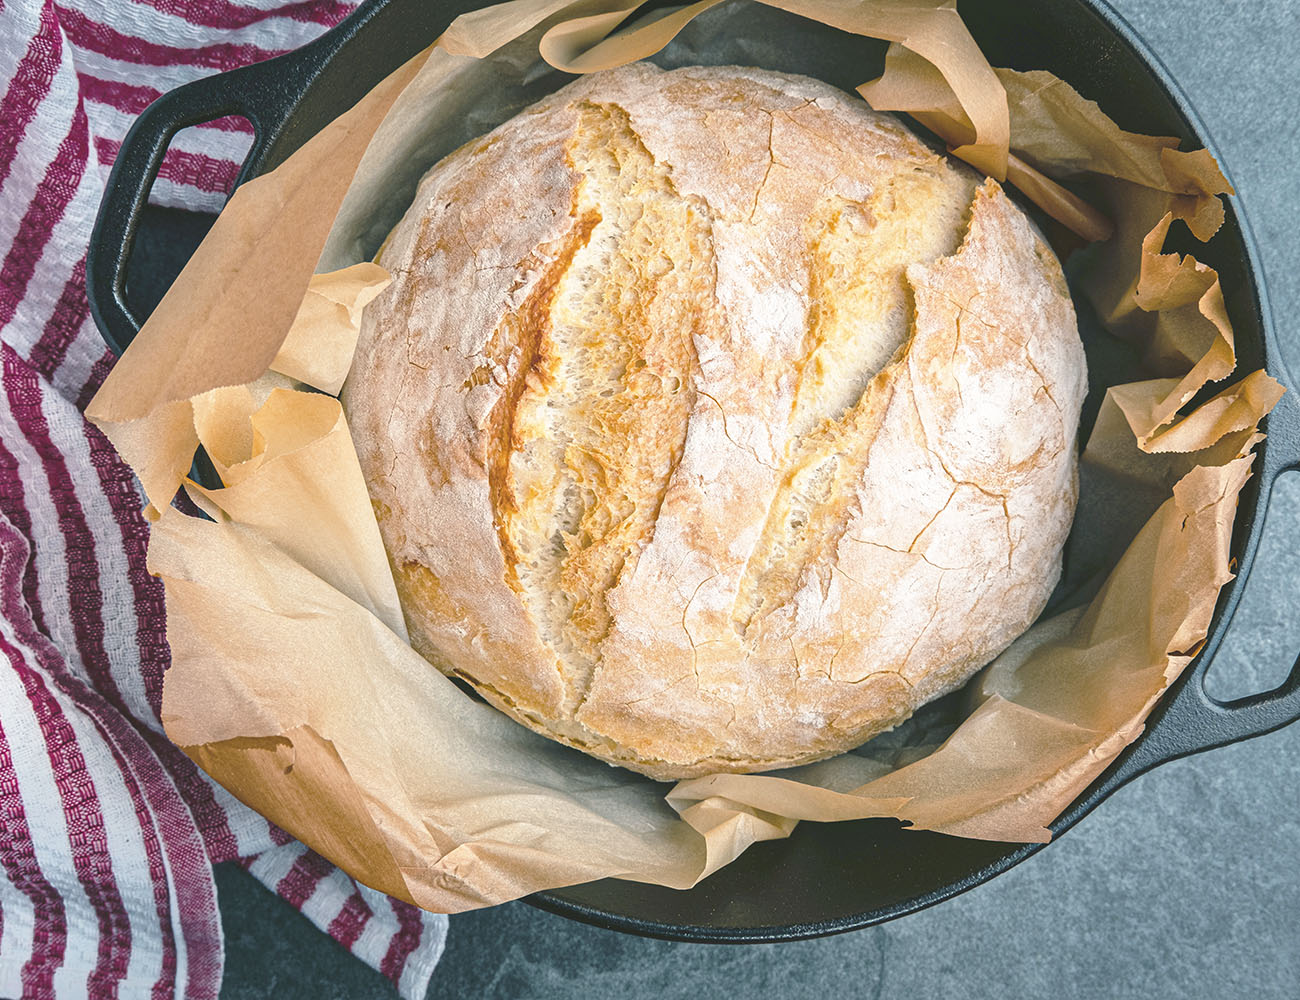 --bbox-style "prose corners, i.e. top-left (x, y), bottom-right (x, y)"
top-left (342, 63), bottom-right (1086, 779)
